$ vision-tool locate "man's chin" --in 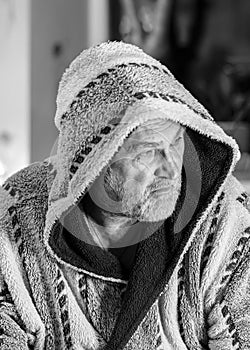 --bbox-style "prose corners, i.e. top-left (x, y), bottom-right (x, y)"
top-left (138, 209), bottom-right (175, 222)
top-left (119, 186), bottom-right (180, 222)
top-left (138, 189), bottom-right (179, 222)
